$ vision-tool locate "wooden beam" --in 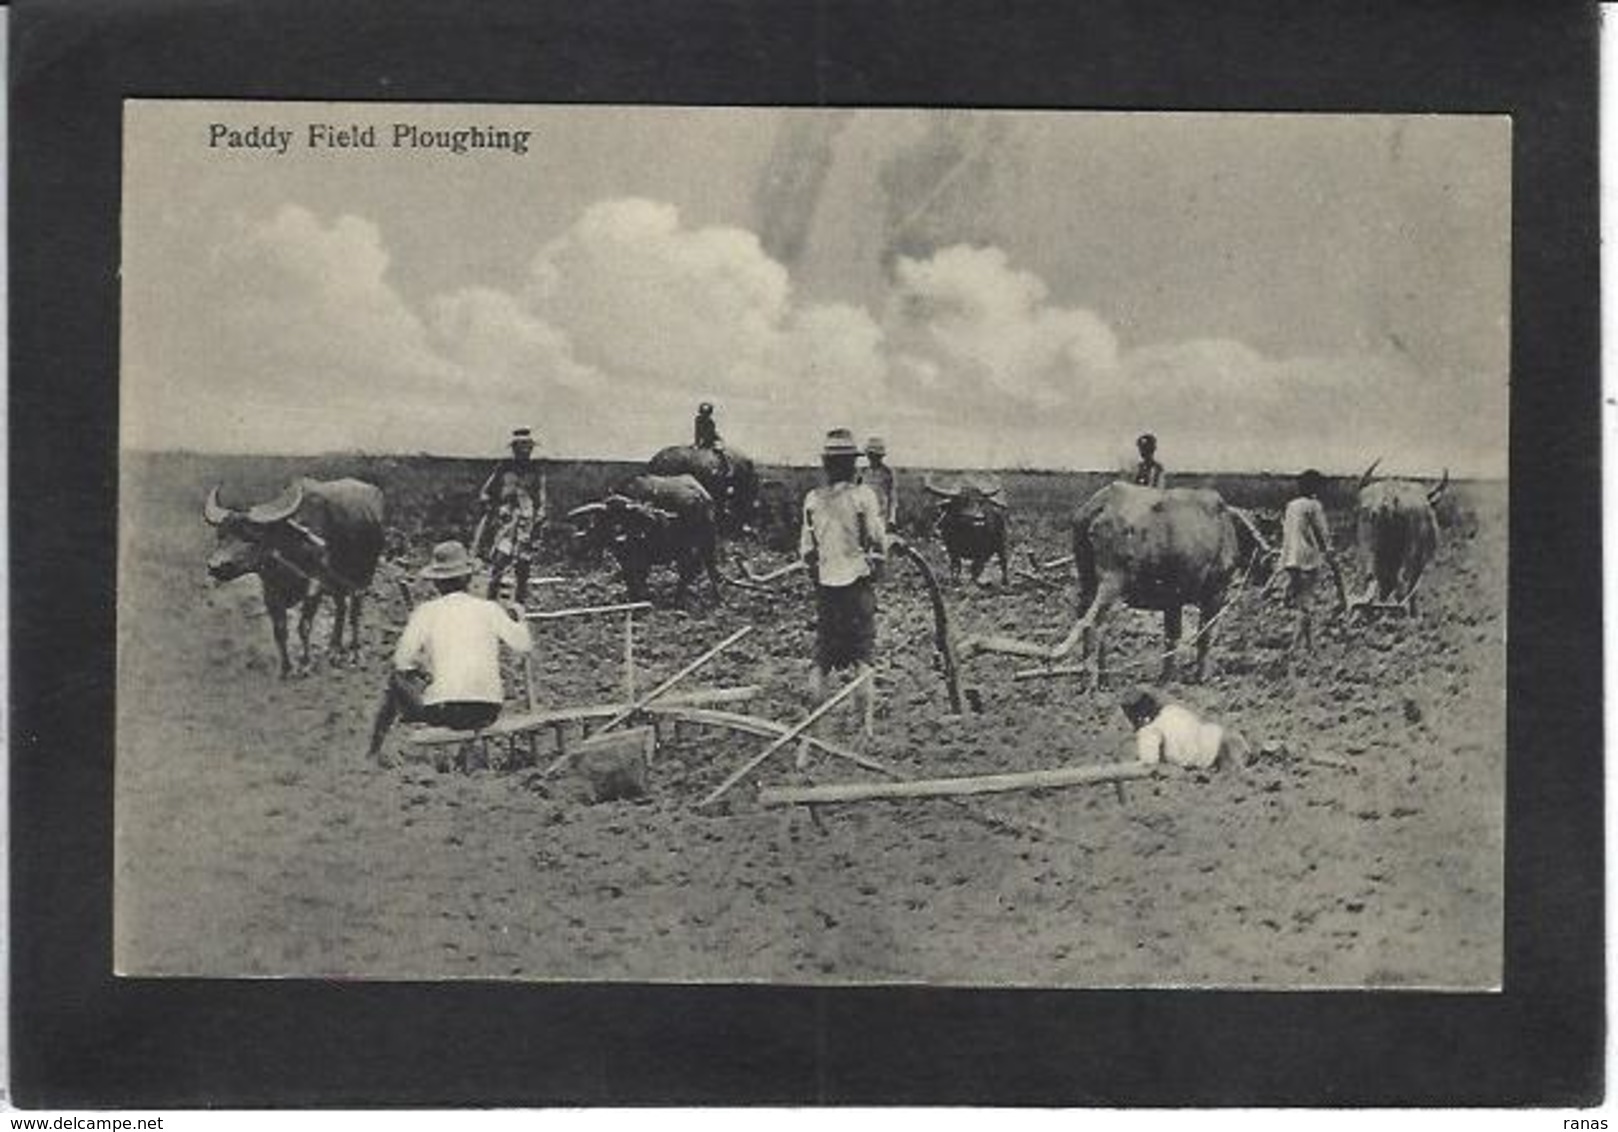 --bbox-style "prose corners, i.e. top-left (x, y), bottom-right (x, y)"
top-left (697, 670), bottom-right (871, 807)
top-left (759, 761), bottom-right (1160, 806)
top-left (405, 686), bottom-right (760, 747)
top-left (1013, 664), bottom-right (1087, 681)
top-left (526, 601), bottom-right (653, 620)
top-left (542, 626), bottom-right (755, 775)
top-left (655, 705), bottom-right (1088, 844)
top-left (592, 625), bottom-right (753, 736)
top-left (731, 555), bottom-right (808, 585)
top-left (645, 705), bottom-right (895, 777)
